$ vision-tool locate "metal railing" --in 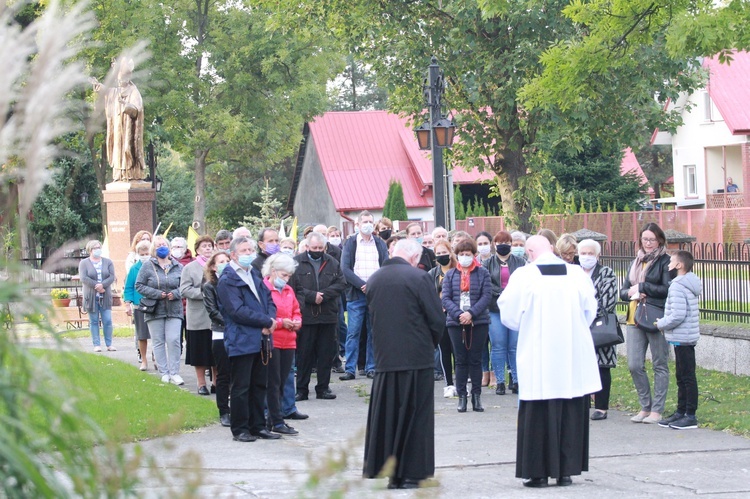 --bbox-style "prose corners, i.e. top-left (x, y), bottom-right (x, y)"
top-left (15, 256), bottom-right (85, 290)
